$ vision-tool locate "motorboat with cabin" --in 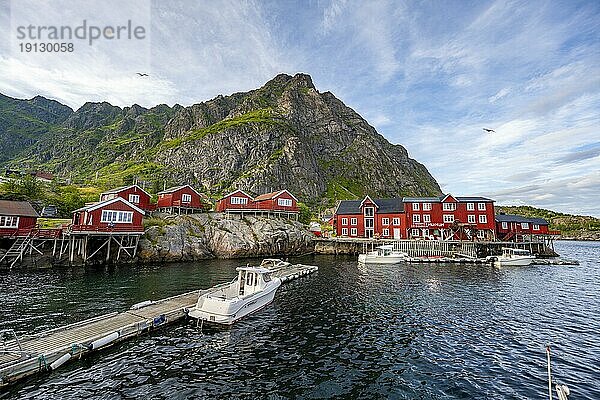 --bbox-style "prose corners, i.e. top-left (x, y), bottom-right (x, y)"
top-left (491, 247), bottom-right (536, 266)
top-left (187, 265), bottom-right (282, 325)
top-left (358, 245), bottom-right (408, 264)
